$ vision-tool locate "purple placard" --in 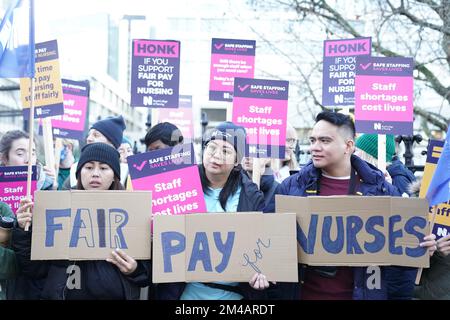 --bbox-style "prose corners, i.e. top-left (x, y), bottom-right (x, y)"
top-left (232, 78), bottom-right (289, 158)
top-left (127, 144), bottom-right (206, 217)
top-left (209, 38), bottom-right (256, 102)
top-left (130, 39), bottom-right (180, 108)
top-left (322, 37), bottom-right (371, 107)
top-left (0, 166), bottom-right (37, 214)
top-left (355, 56), bottom-right (414, 135)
